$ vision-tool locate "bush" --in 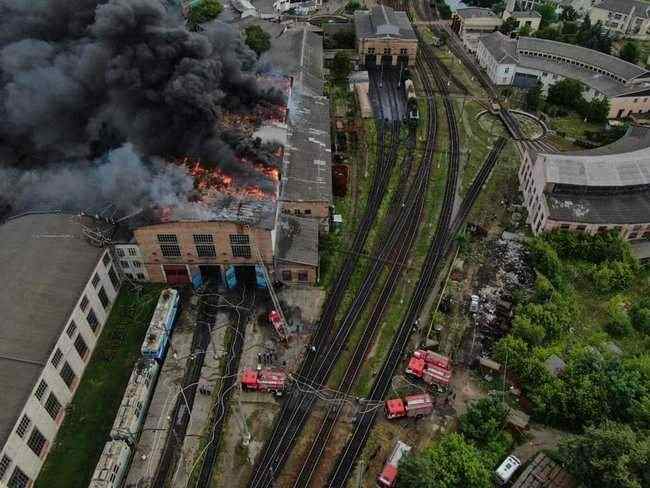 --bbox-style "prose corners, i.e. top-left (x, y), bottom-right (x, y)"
top-left (631, 297), bottom-right (650, 334)
top-left (527, 237), bottom-right (562, 284)
top-left (188, 0), bottom-right (223, 26)
top-left (459, 396), bottom-right (509, 445)
top-left (606, 296), bottom-right (633, 337)
top-left (245, 25), bottom-right (271, 56)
